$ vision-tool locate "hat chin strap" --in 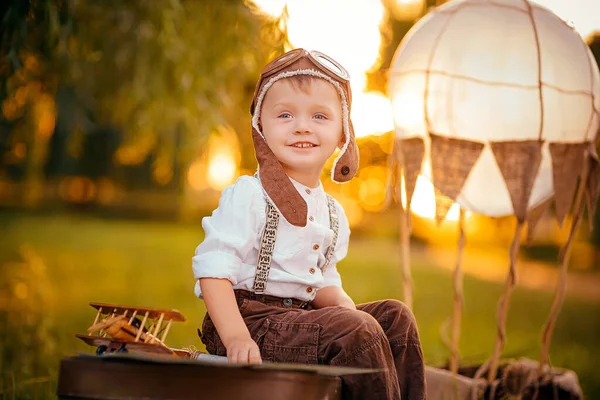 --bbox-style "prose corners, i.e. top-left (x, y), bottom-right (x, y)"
top-left (252, 128), bottom-right (308, 227)
top-left (331, 133), bottom-right (359, 183)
